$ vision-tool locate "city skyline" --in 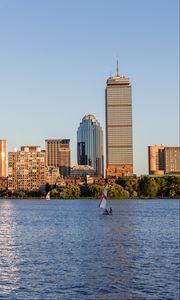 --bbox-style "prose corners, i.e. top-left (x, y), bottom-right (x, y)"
top-left (0, 0), bottom-right (179, 175)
